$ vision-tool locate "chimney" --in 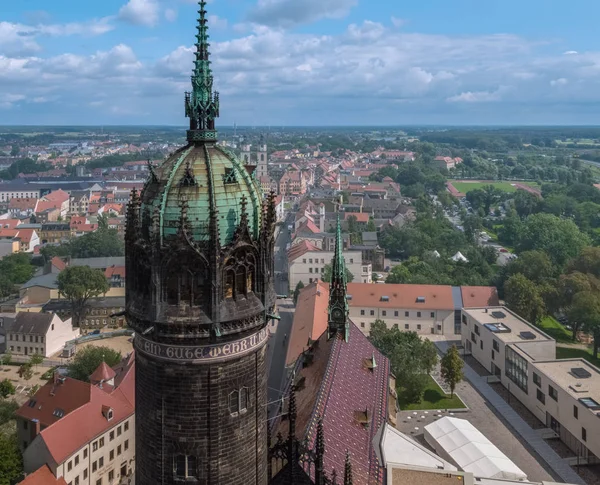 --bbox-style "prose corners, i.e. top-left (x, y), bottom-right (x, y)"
top-left (30, 418), bottom-right (40, 441)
